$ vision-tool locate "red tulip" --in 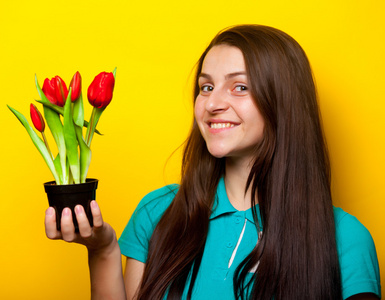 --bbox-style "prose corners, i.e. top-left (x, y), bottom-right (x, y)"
top-left (87, 72), bottom-right (115, 108)
top-left (42, 76), bottom-right (68, 107)
top-left (30, 103), bottom-right (45, 132)
top-left (69, 71), bottom-right (82, 102)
